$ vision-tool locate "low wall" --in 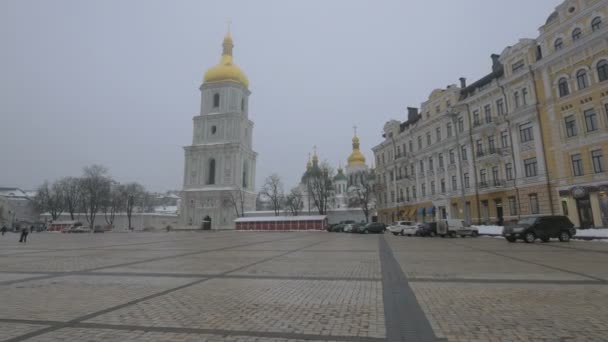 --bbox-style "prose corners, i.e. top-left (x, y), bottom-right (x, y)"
top-left (40, 213), bottom-right (179, 231)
